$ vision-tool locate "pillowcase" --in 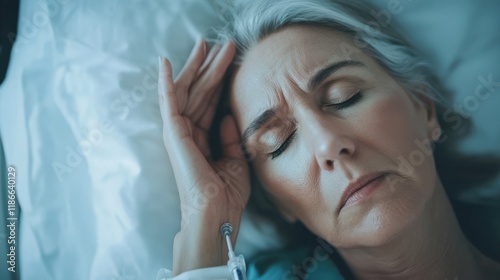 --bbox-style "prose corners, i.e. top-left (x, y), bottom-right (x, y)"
top-left (0, 1), bottom-right (282, 279)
